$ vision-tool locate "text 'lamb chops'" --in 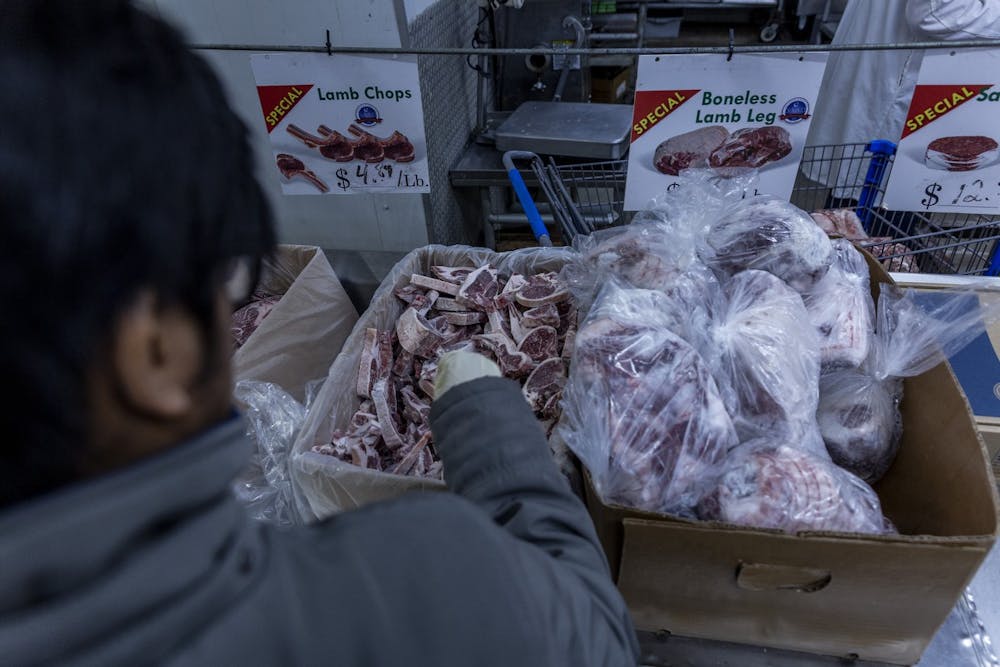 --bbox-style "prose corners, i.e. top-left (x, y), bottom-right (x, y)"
top-left (274, 153), bottom-right (328, 193)
top-left (320, 124), bottom-right (384, 163)
top-left (286, 124), bottom-right (354, 162)
top-left (314, 263), bottom-right (576, 479)
top-left (349, 124), bottom-right (415, 163)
